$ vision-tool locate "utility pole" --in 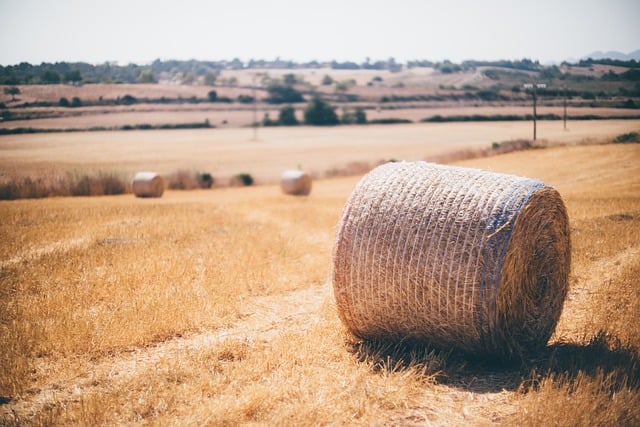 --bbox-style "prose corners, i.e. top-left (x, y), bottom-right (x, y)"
top-left (563, 84), bottom-right (568, 131)
top-left (252, 74), bottom-right (258, 141)
top-left (523, 83), bottom-right (546, 141)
